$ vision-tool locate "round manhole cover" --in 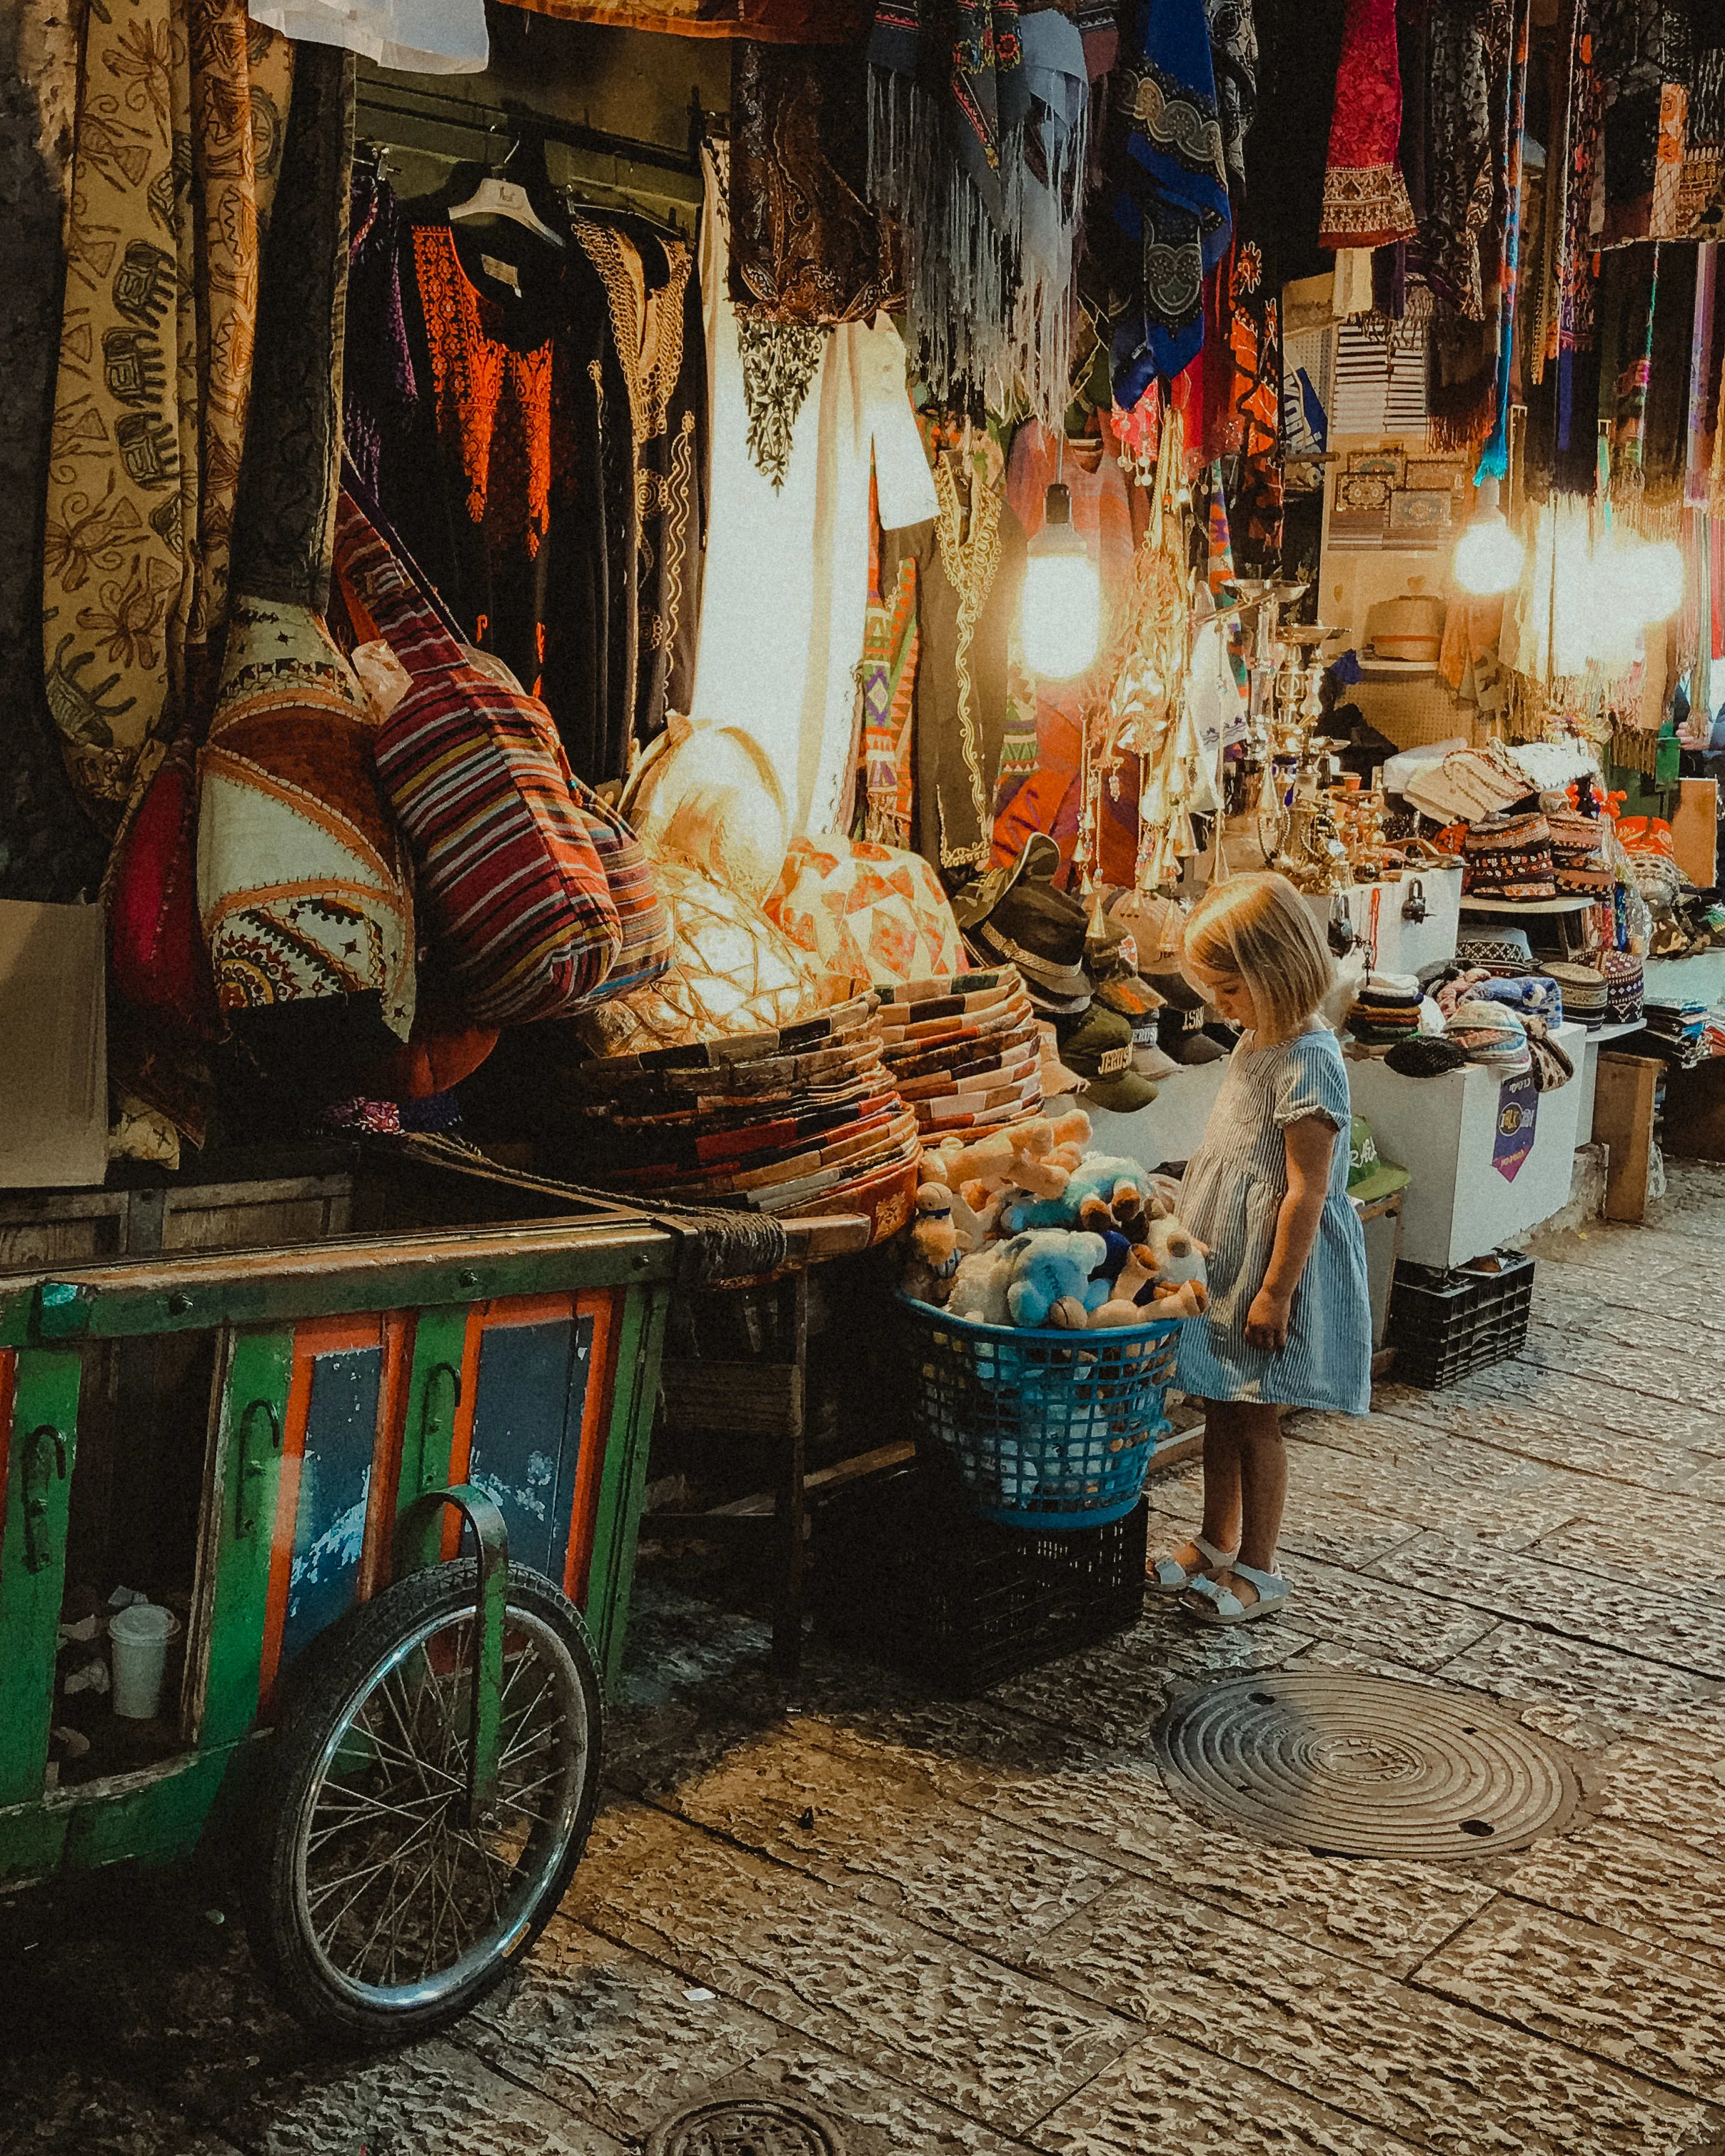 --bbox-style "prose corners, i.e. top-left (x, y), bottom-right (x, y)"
top-left (645, 2097), bottom-right (848, 2156)
top-left (1155, 1673), bottom-right (1579, 1859)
